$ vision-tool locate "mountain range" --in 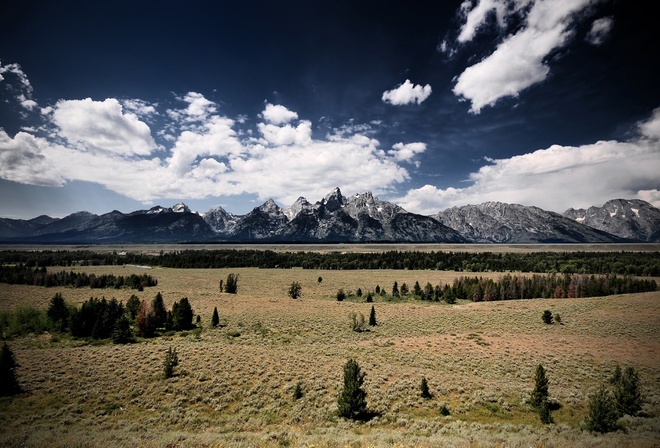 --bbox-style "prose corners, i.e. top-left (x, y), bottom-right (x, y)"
top-left (1, 188), bottom-right (658, 244)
